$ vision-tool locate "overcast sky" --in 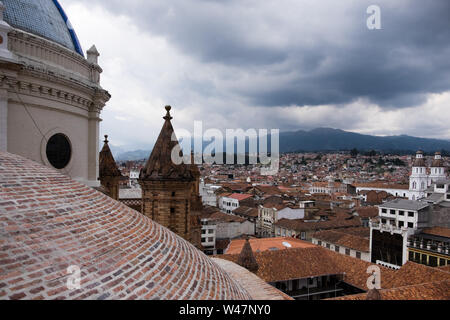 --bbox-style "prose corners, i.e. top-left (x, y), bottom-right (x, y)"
top-left (60, 0), bottom-right (450, 151)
